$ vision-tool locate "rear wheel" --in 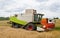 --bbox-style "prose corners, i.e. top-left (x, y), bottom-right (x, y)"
top-left (25, 23), bottom-right (36, 31)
